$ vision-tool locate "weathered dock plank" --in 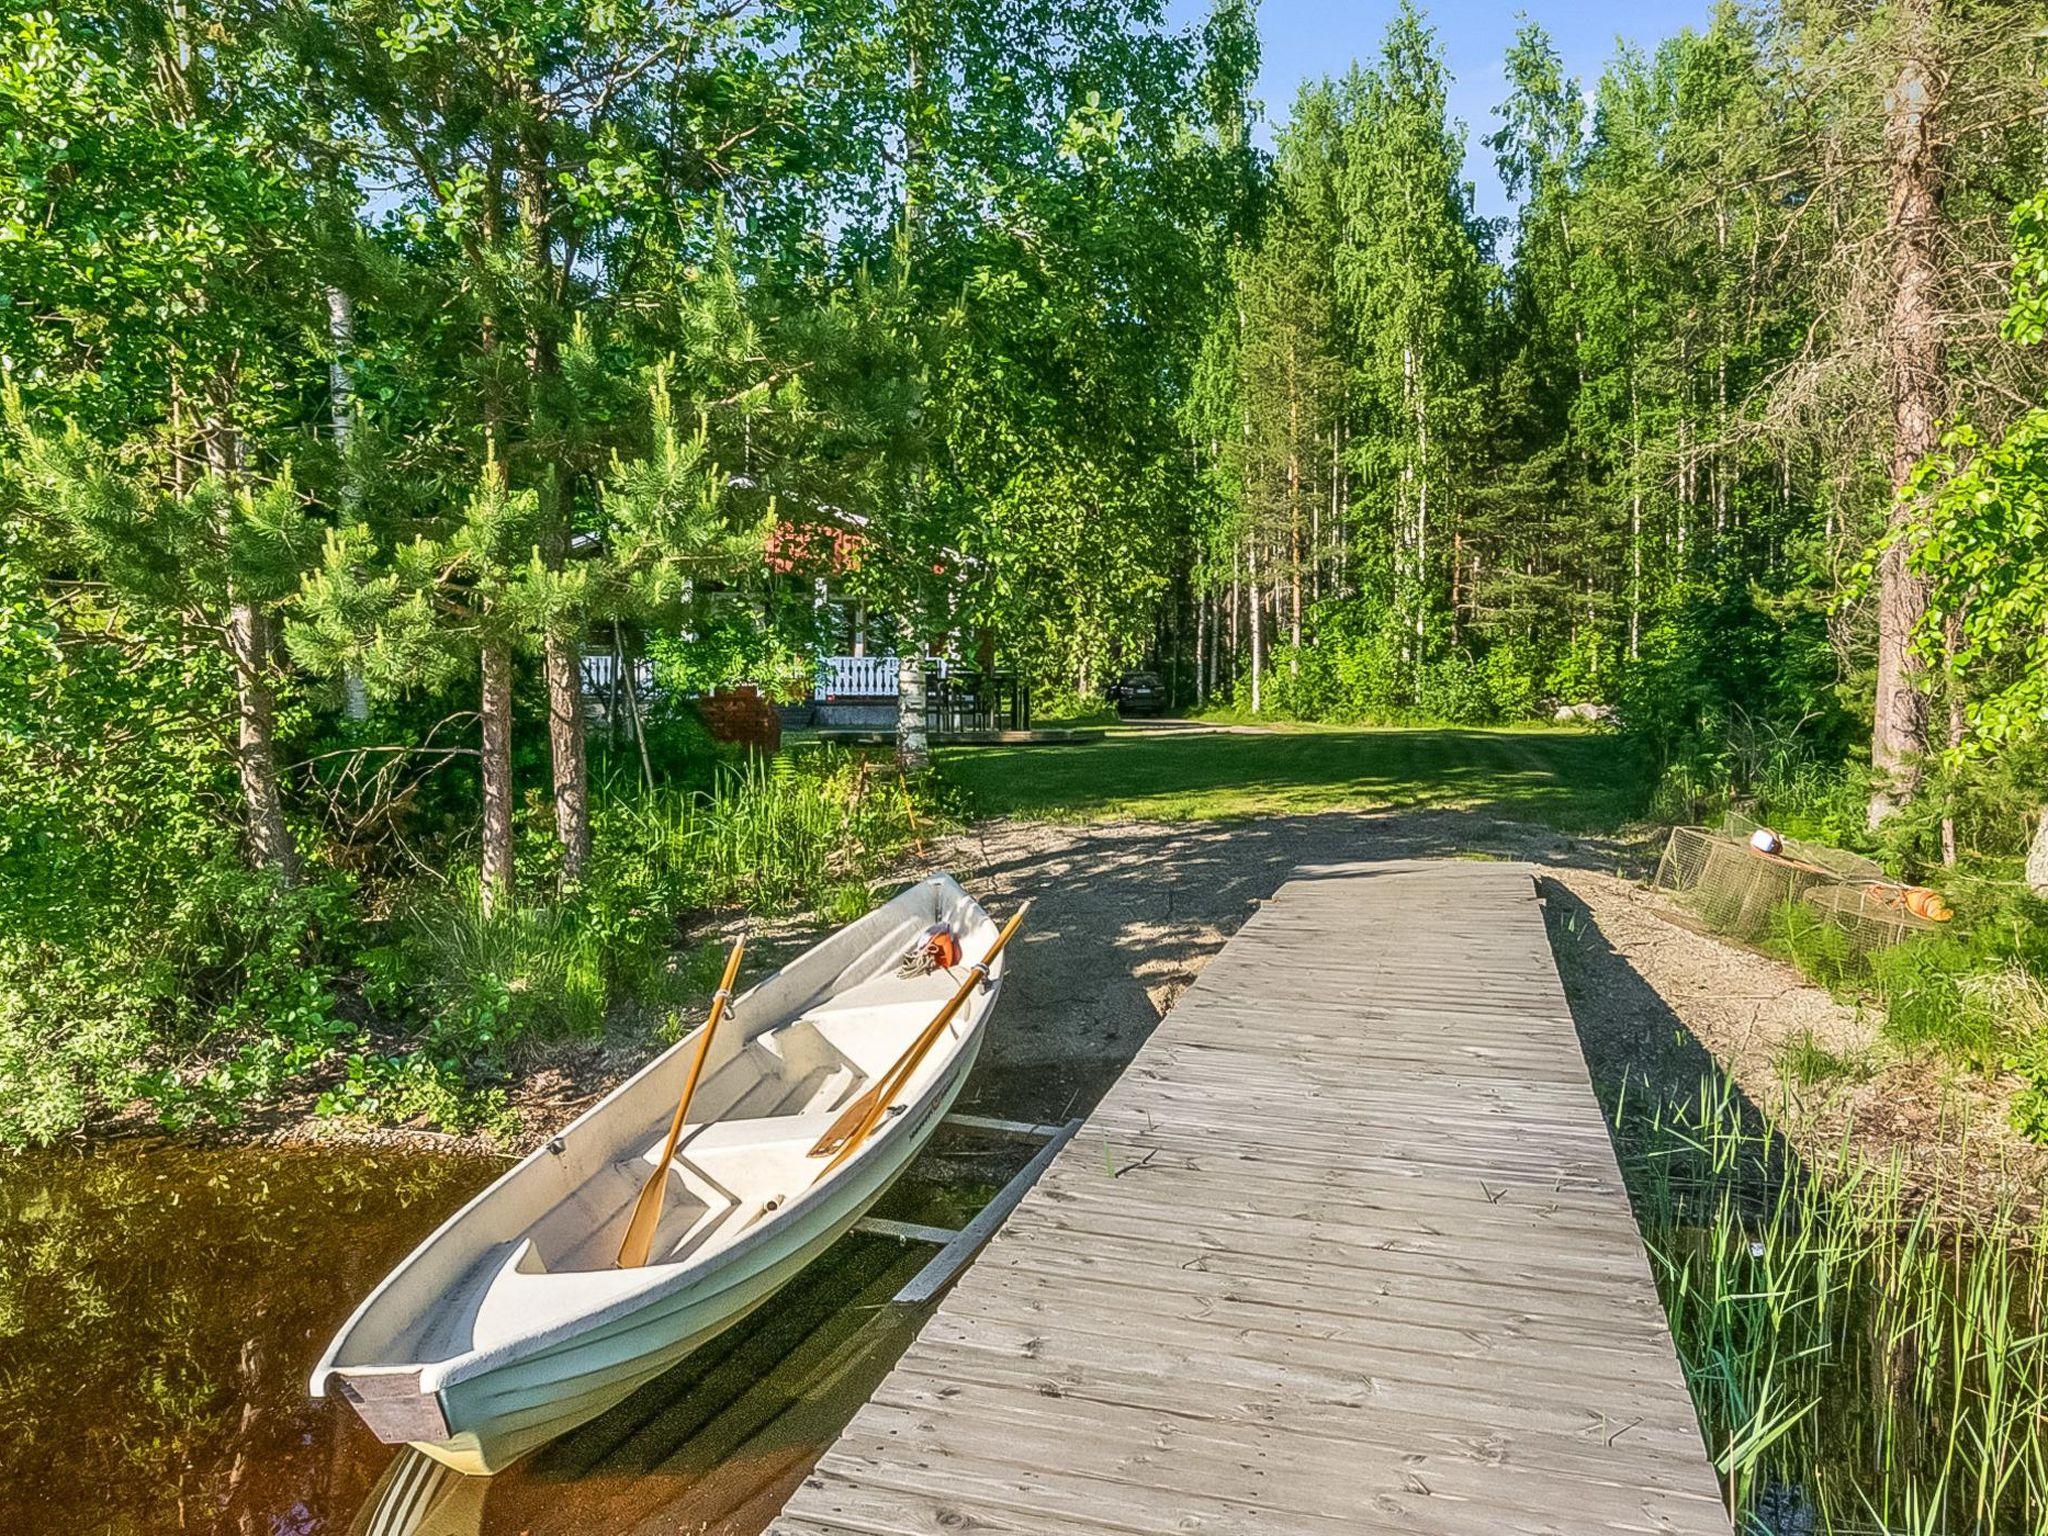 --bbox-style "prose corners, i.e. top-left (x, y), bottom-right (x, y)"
top-left (770, 858), bottom-right (1729, 1535)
